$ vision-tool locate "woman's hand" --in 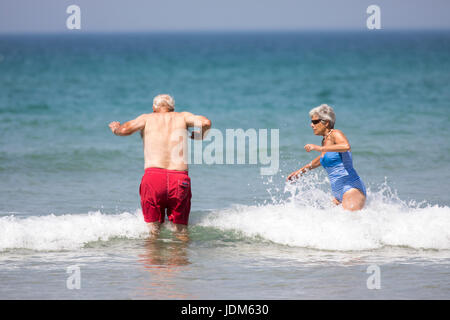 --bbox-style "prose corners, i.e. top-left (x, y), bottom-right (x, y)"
top-left (287, 169), bottom-right (302, 181)
top-left (332, 198), bottom-right (341, 206)
top-left (304, 144), bottom-right (322, 152)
